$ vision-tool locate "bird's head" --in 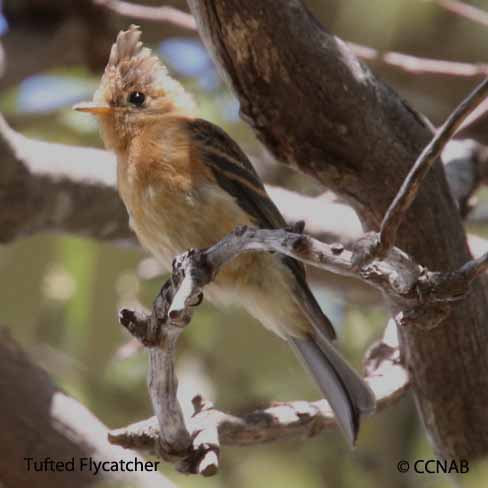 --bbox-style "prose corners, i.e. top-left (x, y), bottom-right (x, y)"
top-left (74, 25), bottom-right (195, 150)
